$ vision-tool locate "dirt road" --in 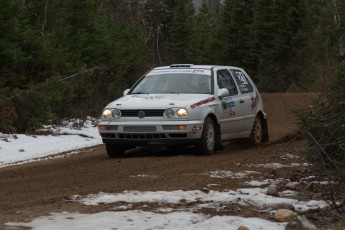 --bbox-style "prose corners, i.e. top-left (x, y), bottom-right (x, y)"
top-left (0, 93), bottom-right (319, 228)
